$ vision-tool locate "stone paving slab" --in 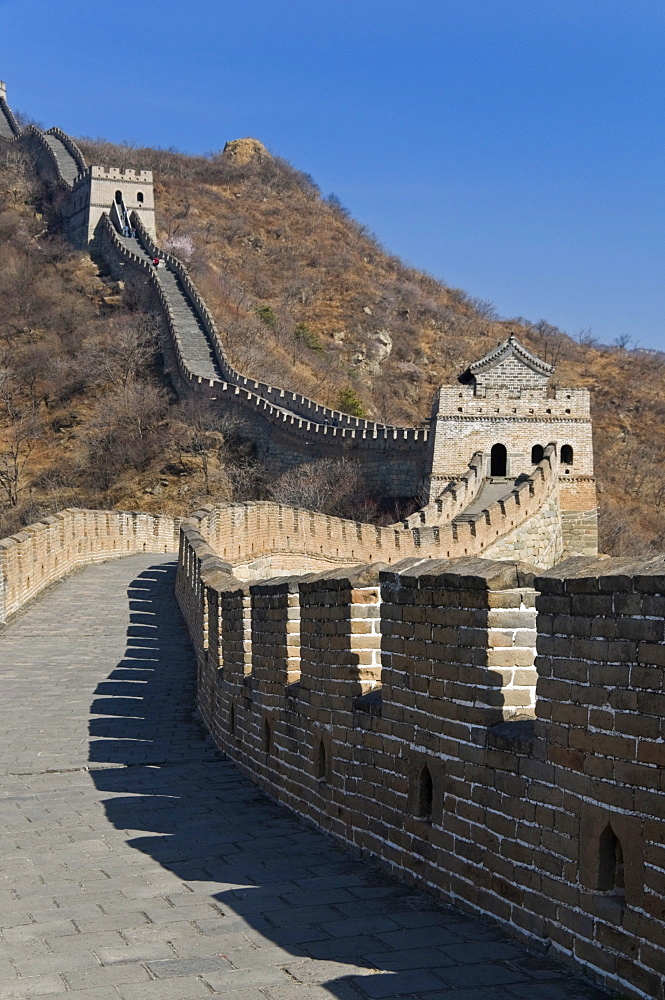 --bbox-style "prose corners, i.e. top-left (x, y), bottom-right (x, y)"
top-left (0, 556), bottom-right (612, 999)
